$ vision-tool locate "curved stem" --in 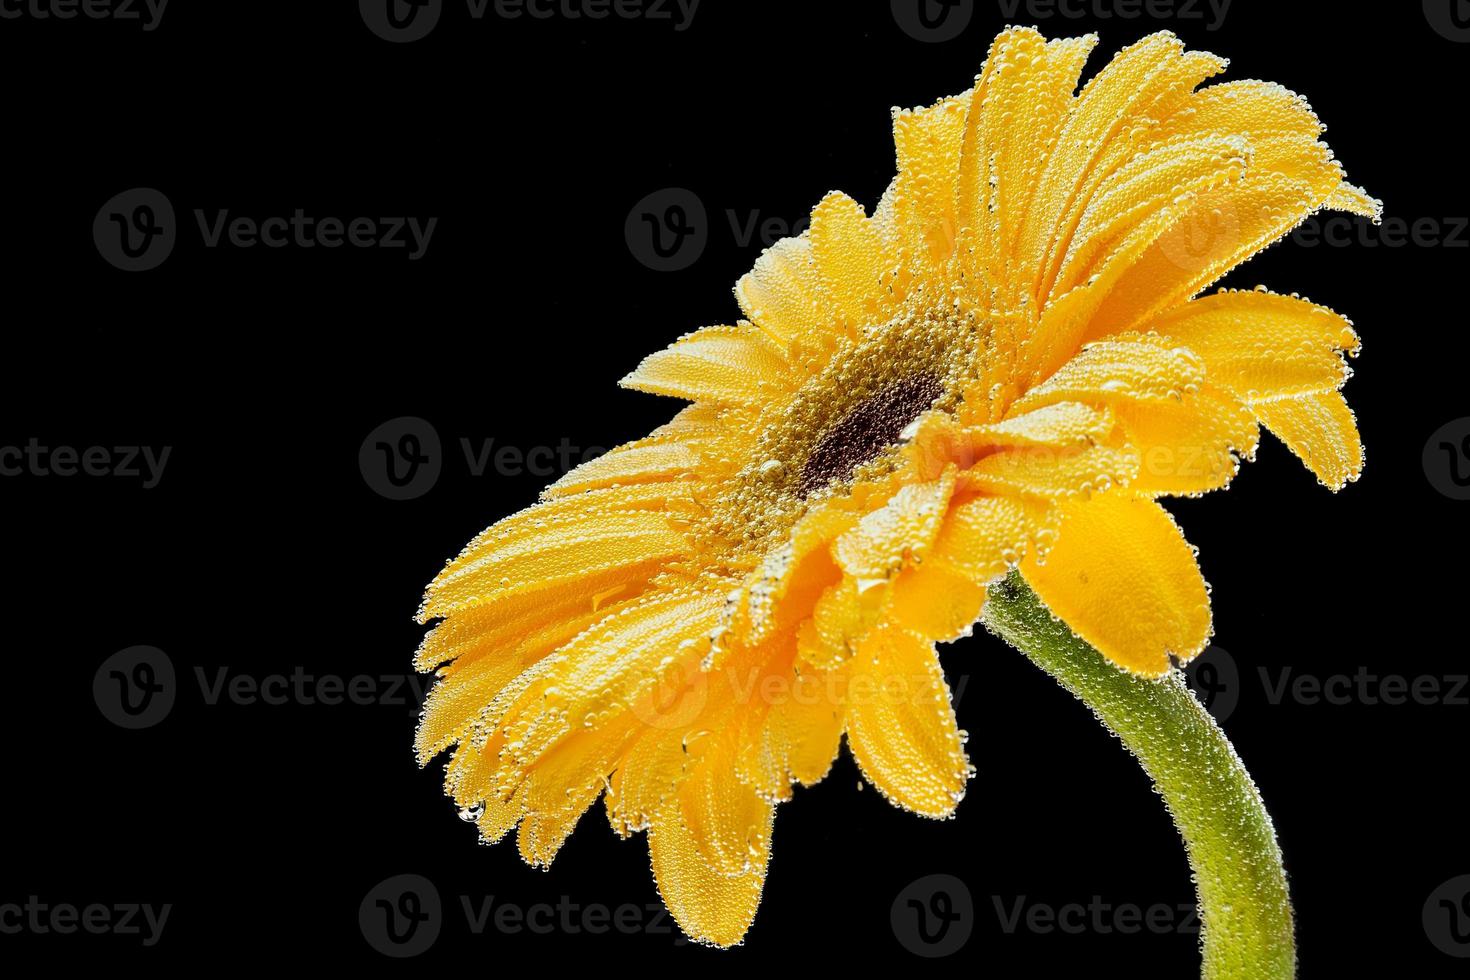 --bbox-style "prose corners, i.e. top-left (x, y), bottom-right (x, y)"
top-left (982, 574), bottom-right (1295, 980)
